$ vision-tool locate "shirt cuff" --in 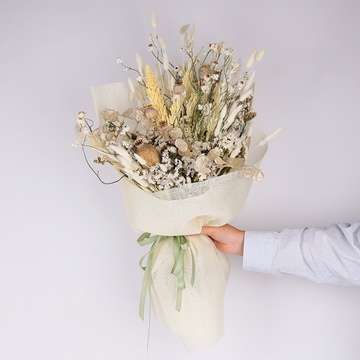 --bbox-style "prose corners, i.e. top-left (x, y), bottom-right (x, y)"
top-left (243, 231), bottom-right (278, 274)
